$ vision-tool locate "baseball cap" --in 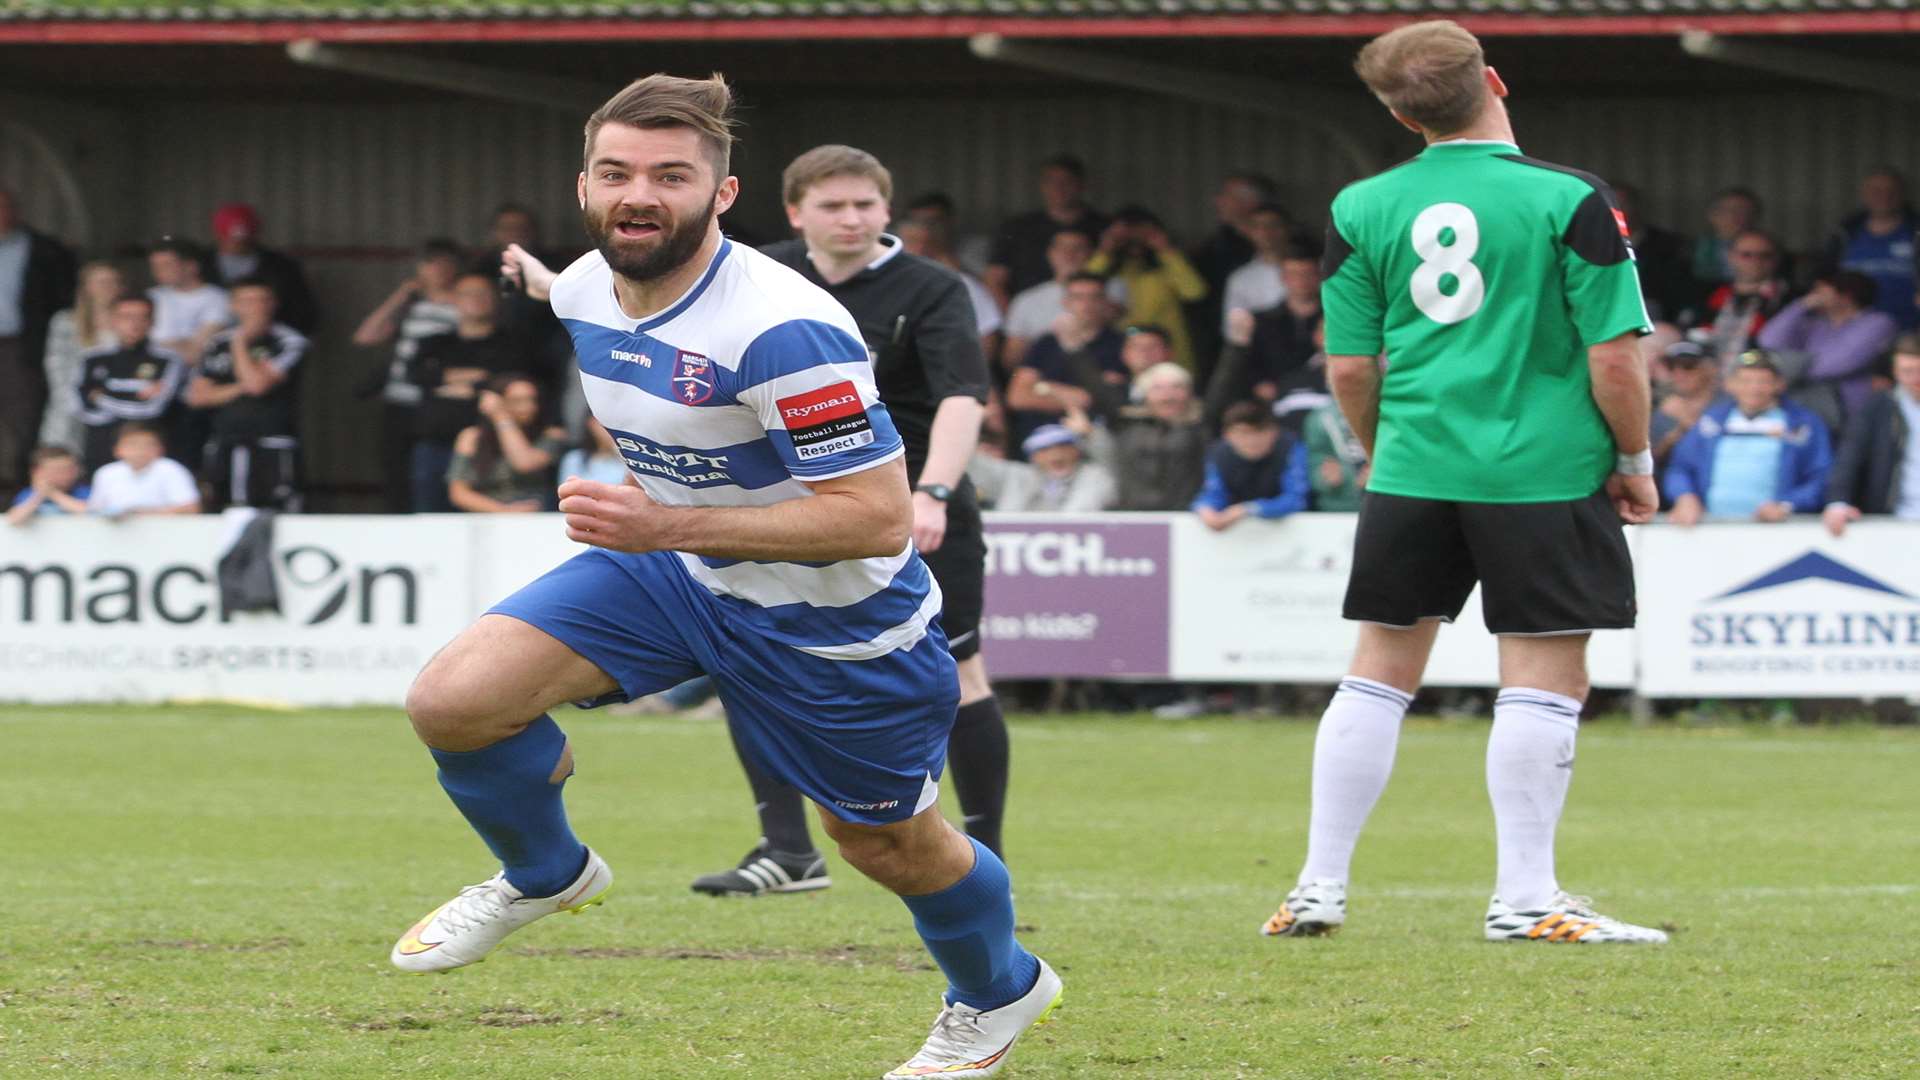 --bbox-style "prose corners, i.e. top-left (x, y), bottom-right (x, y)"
top-left (1733, 349), bottom-right (1781, 376)
top-left (212, 203), bottom-right (261, 241)
top-left (1663, 341), bottom-right (1709, 367)
top-left (1021, 424), bottom-right (1080, 456)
